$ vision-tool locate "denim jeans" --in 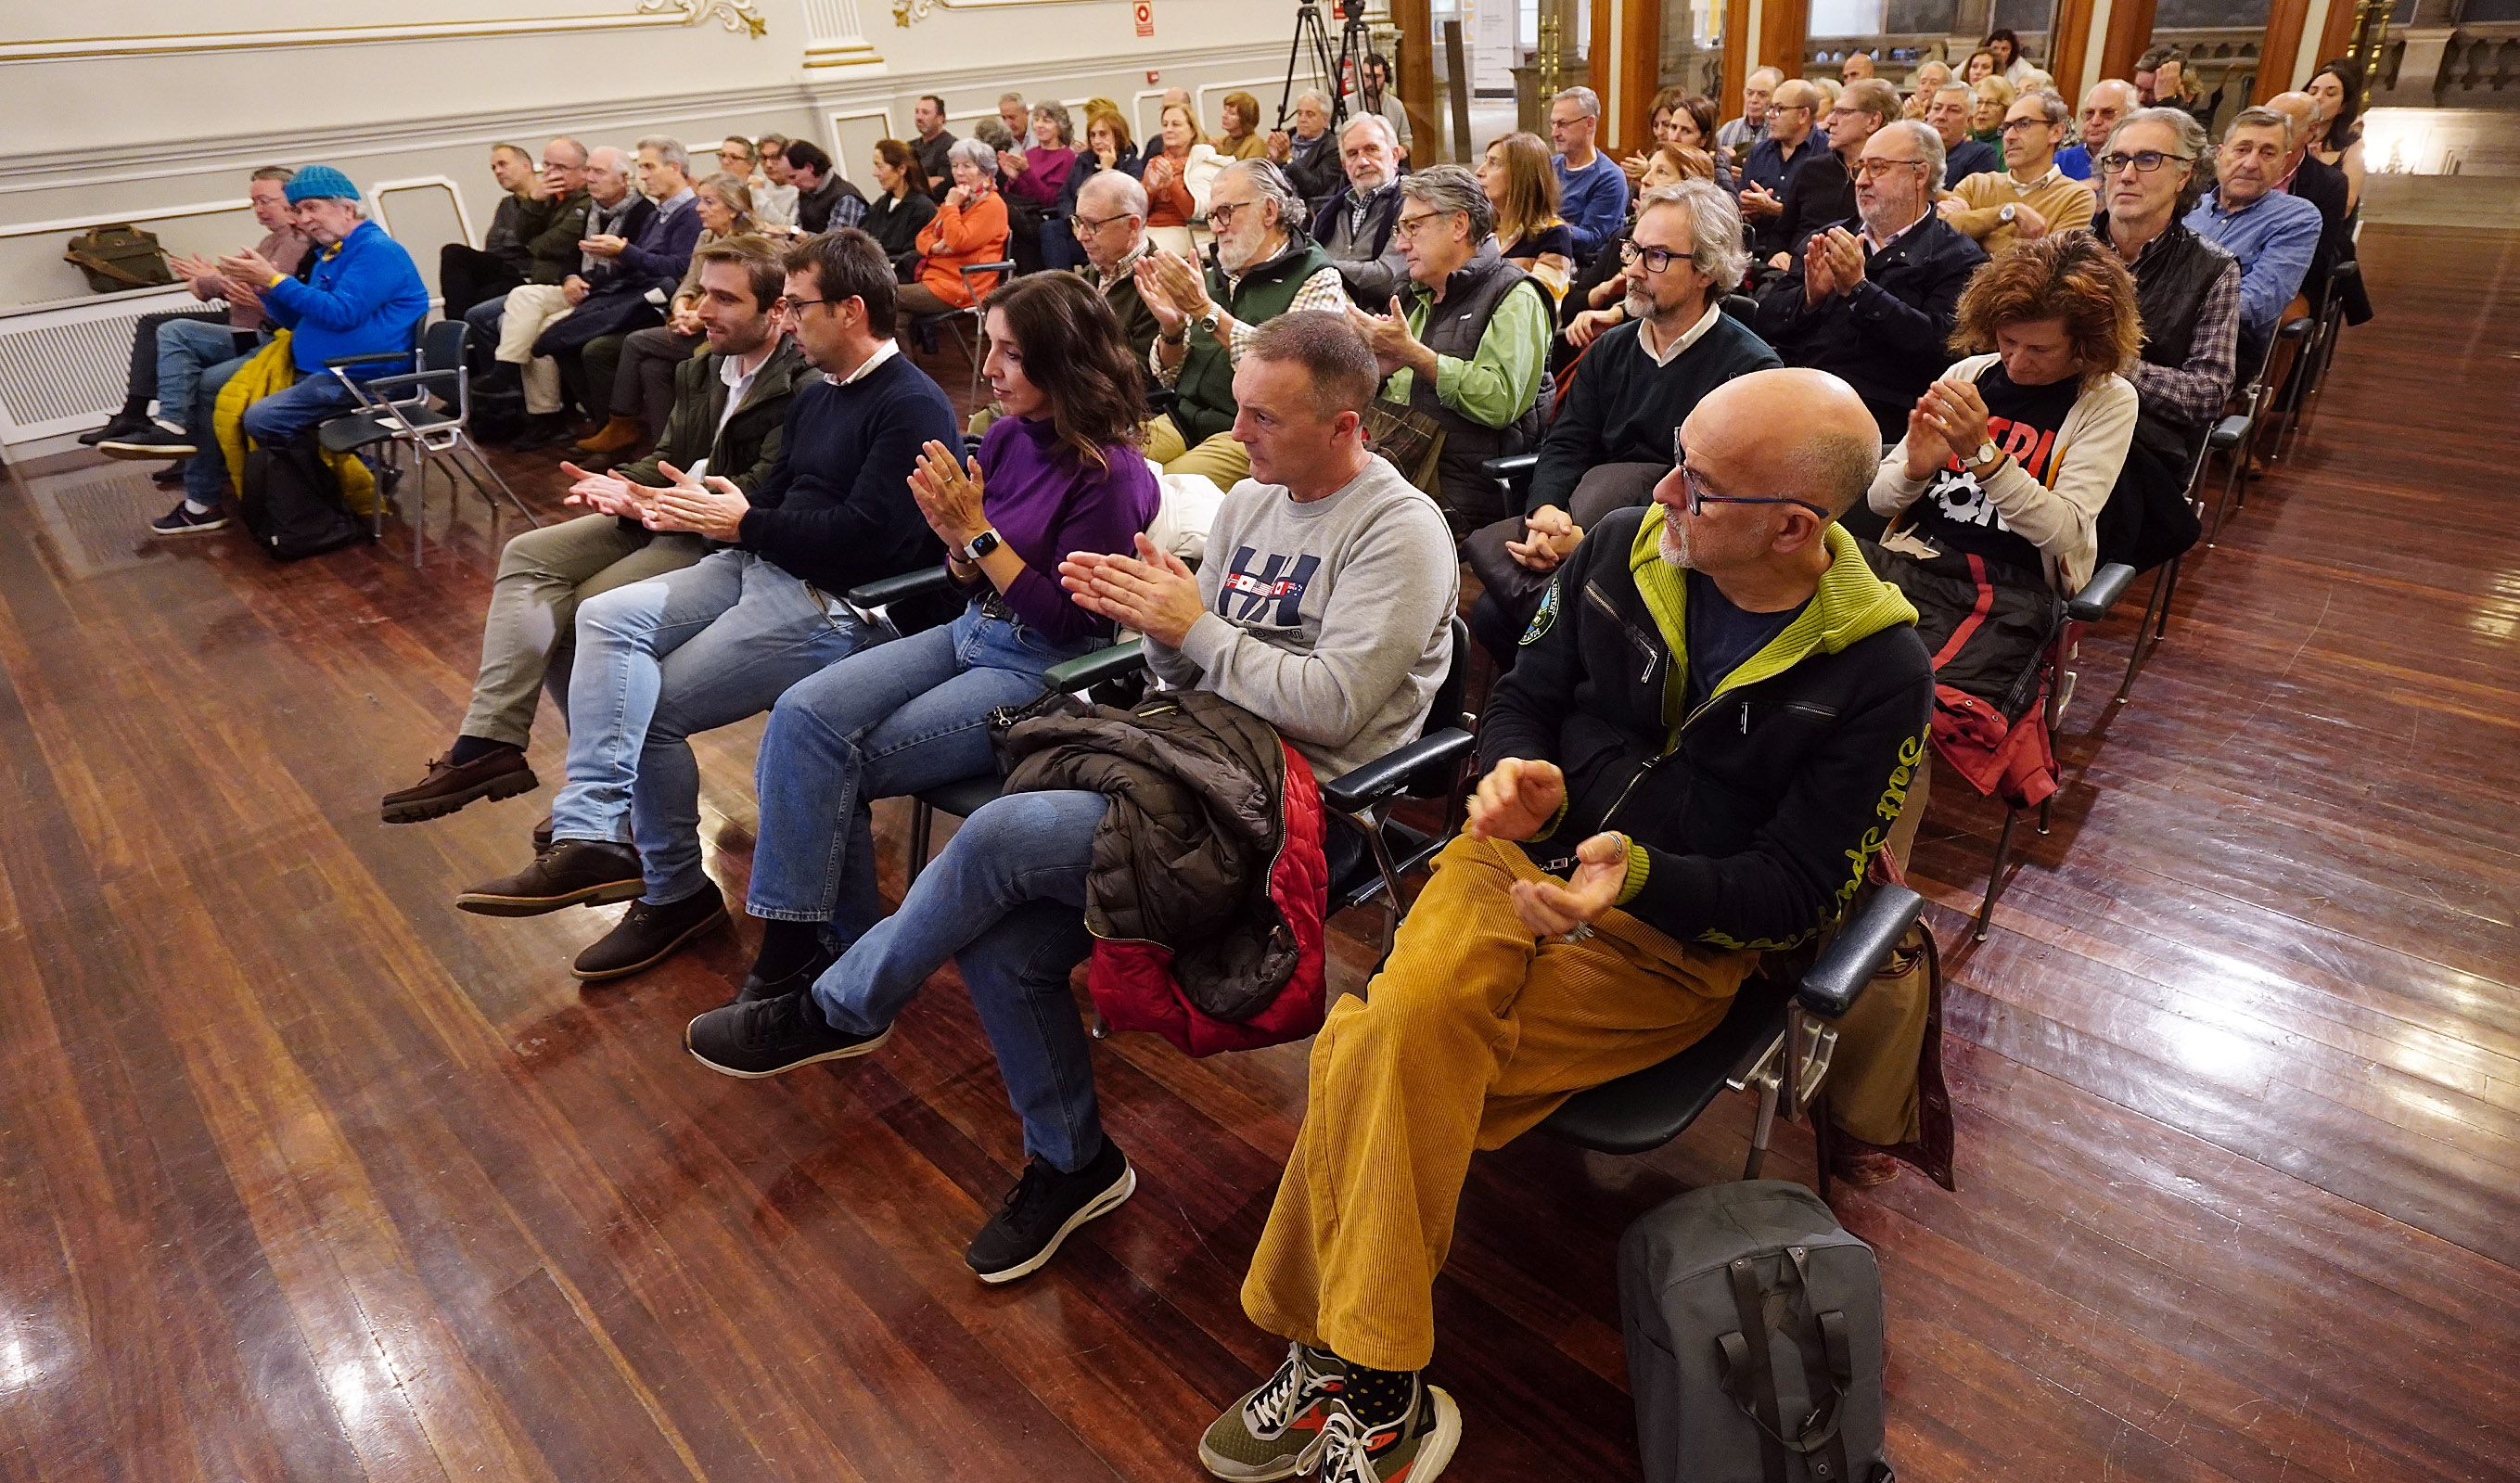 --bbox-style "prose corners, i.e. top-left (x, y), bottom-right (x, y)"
top-left (182, 370), bottom-right (359, 506)
top-left (133, 310), bottom-right (237, 406)
top-left (547, 549), bottom-right (874, 905)
top-left (748, 600), bottom-right (1097, 945)
top-left (178, 350), bottom-right (260, 505)
top-left (812, 787), bottom-right (1108, 1172)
